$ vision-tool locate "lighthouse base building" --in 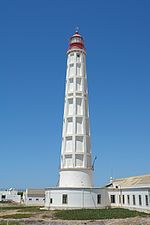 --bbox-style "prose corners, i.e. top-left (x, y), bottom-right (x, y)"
top-left (44, 175), bottom-right (150, 211)
top-left (45, 188), bottom-right (109, 209)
